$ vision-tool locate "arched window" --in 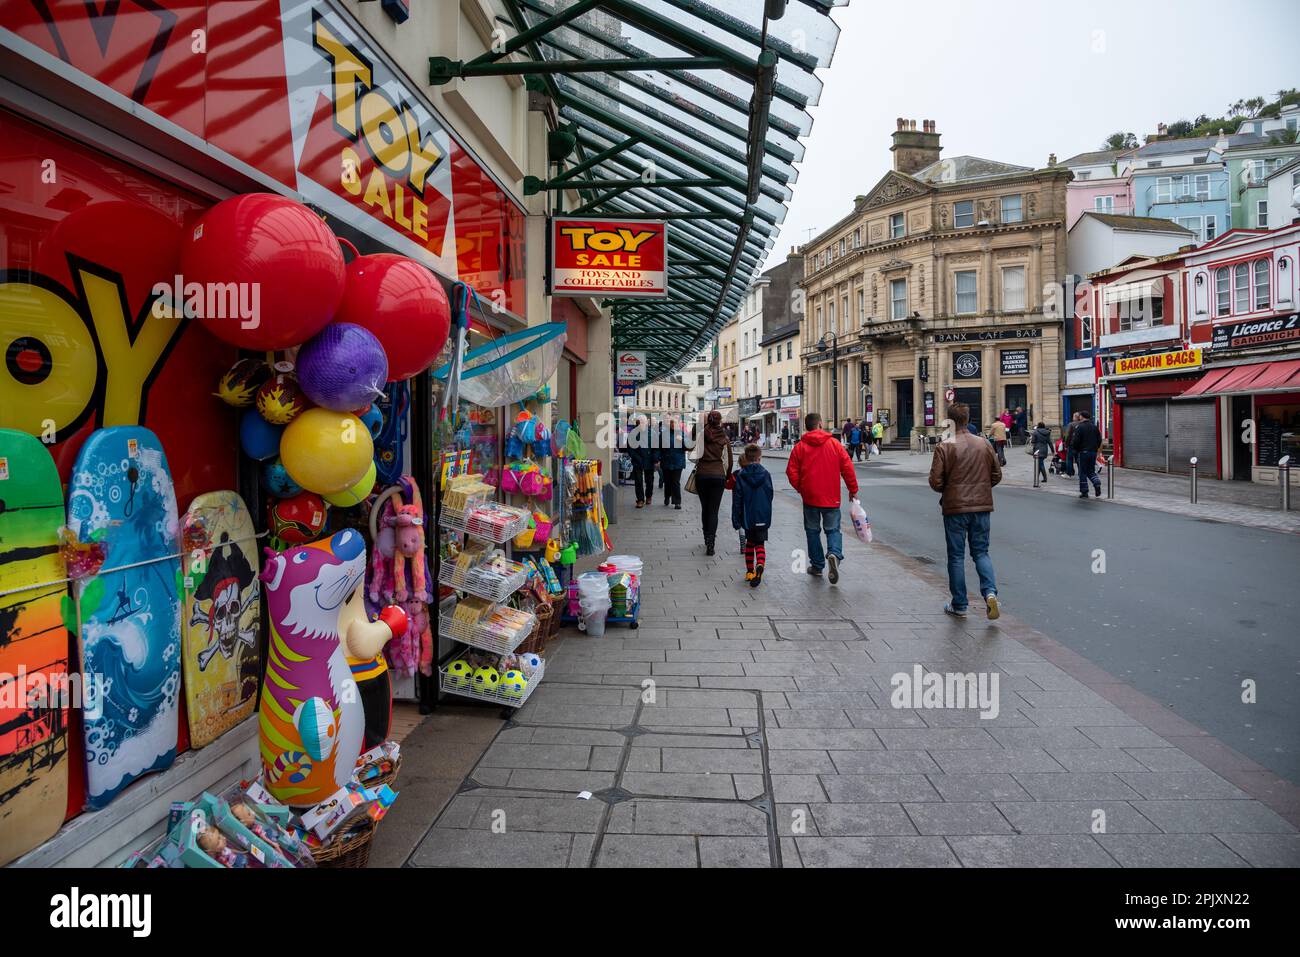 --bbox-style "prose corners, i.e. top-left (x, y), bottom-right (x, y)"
top-left (1253, 258), bottom-right (1270, 310)
top-left (1215, 267), bottom-right (1231, 316)
top-left (1234, 263), bottom-right (1249, 313)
